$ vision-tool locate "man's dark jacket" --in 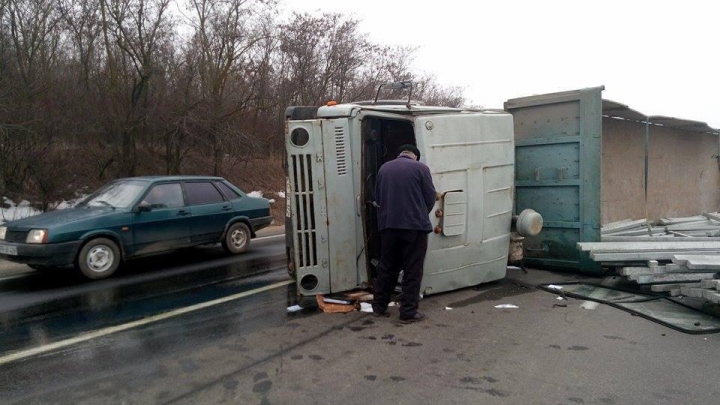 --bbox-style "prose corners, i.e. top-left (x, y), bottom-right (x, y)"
top-left (375, 154), bottom-right (436, 233)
